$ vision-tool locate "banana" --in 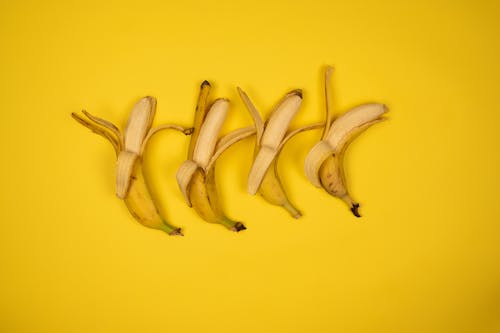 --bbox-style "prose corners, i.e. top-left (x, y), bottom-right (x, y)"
top-left (72, 96), bottom-right (191, 235)
top-left (124, 158), bottom-right (182, 235)
top-left (176, 81), bottom-right (254, 231)
top-left (304, 66), bottom-right (388, 217)
top-left (238, 87), bottom-right (323, 218)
